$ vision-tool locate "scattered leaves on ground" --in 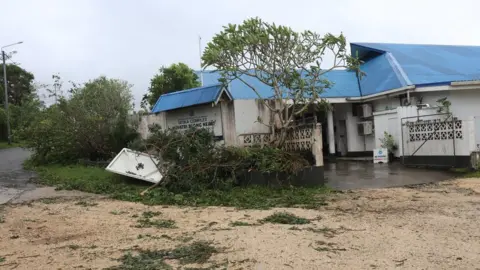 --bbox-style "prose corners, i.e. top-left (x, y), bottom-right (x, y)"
top-left (260, 212), bottom-right (310, 225)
